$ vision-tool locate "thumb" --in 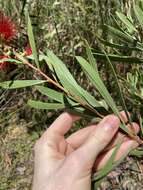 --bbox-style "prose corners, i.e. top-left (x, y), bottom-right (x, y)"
top-left (72, 115), bottom-right (120, 167)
